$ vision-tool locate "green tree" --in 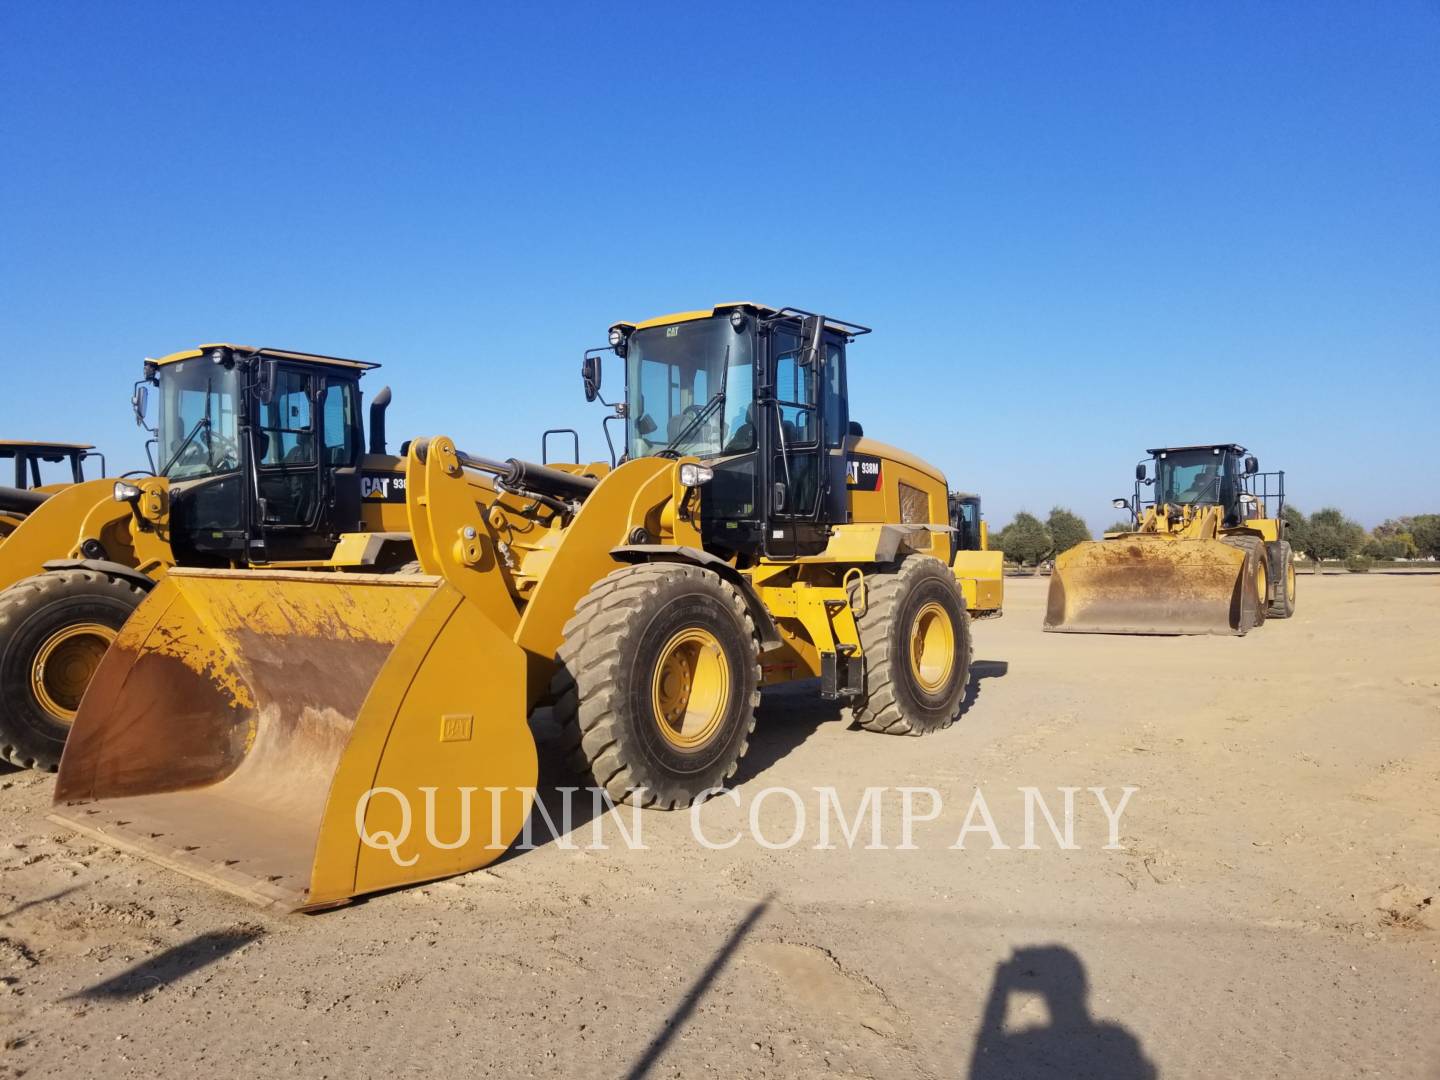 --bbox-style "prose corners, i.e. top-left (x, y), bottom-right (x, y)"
top-left (1362, 534), bottom-right (1412, 561)
top-left (1410, 514), bottom-right (1440, 560)
top-left (1372, 518), bottom-right (1411, 541)
top-left (1282, 505), bottom-right (1308, 550)
top-left (1300, 507), bottom-right (1366, 572)
top-left (1046, 506), bottom-right (1092, 556)
top-left (1104, 520), bottom-right (1133, 535)
top-left (996, 512), bottom-right (1052, 569)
